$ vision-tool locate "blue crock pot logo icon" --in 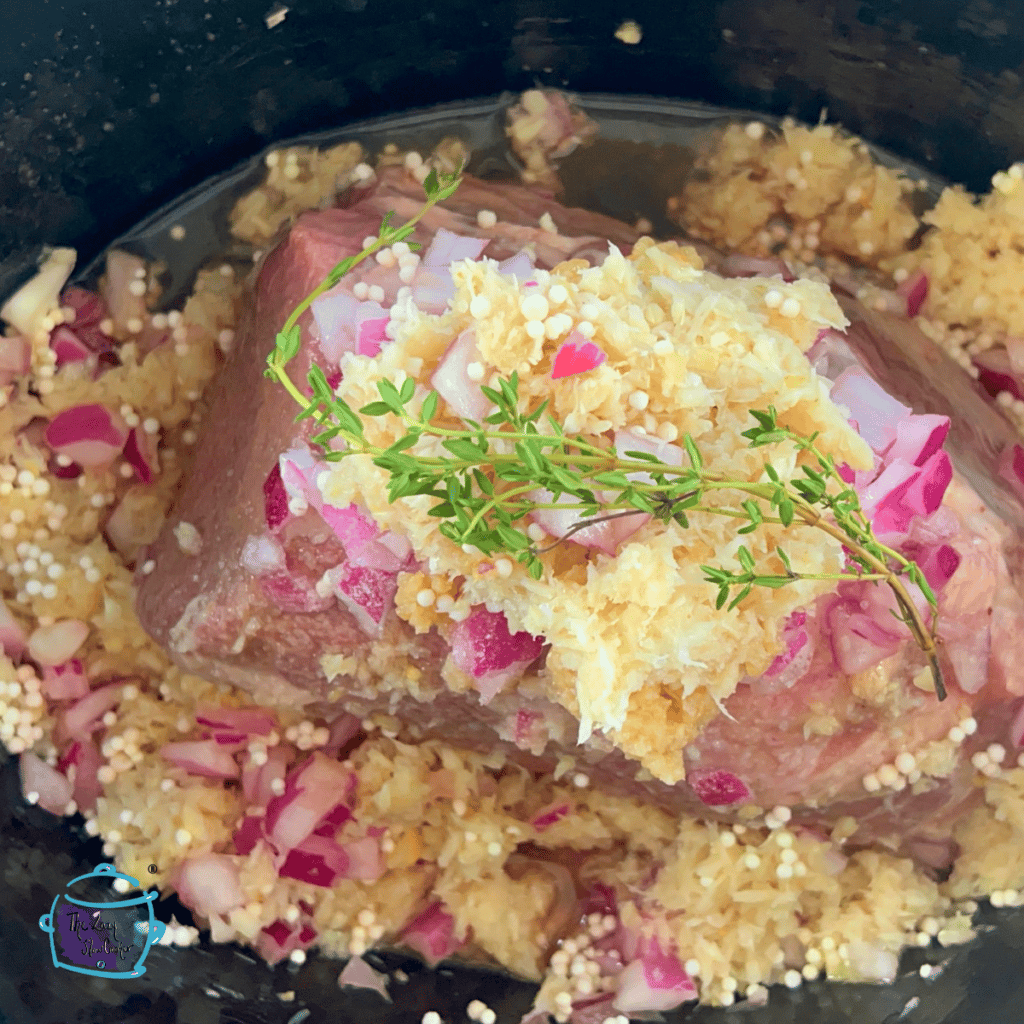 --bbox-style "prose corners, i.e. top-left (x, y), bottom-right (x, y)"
top-left (38, 863), bottom-right (166, 978)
